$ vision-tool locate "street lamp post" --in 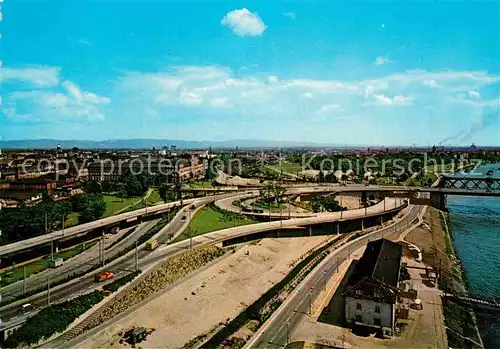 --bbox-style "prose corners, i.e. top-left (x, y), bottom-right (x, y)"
top-left (189, 228), bottom-right (193, 250)
top-left (269, 202), bottom-right (272, 222)
top-left (286, 321), bottom-right (290, 345)
top-left (62, 213), bottom-right (65, 237)
top-left (308, 290), bottom-right (313, 315)
top-left (280, 206), bottom-right (283, 227)
top-left (23, 265), bottom-right (26, 296)
top-left (135, 241), bottom-right (138, 271)
top-left (47, 277), bottom-right (51, 306)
